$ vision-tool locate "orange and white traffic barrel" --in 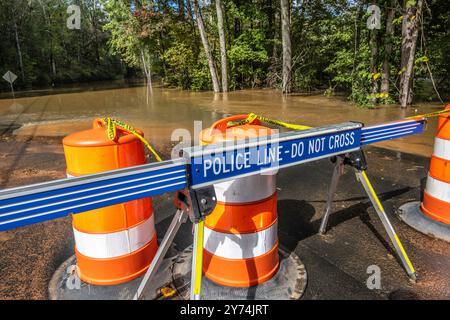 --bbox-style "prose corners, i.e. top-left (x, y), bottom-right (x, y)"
top-left (199, 115), bottom-right (279, 287)
top-left (399, 104), bottom-right (450, 242)
top-left (421, 108), bottom-right (450, 224)
top-left (62, 119), bottom-right (158, 285)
